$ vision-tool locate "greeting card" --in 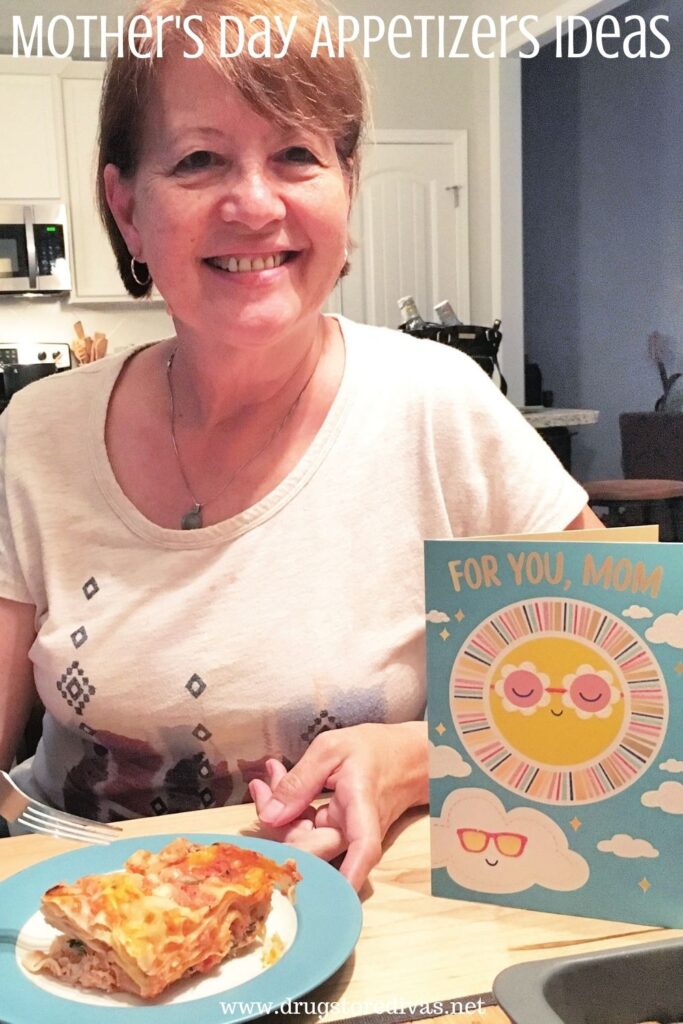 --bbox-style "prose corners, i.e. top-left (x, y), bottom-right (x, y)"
top-left (426, 534), bottom-right (682, 926)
